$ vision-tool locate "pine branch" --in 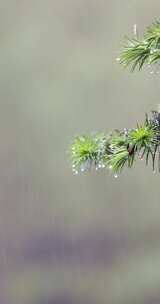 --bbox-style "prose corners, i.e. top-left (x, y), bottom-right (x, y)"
top-left (118, 21), bottom-right (160, 71)
top-left (70, 111), bottom-right (160, 176)
top-left (69, 20), bottom-right (160, 177)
